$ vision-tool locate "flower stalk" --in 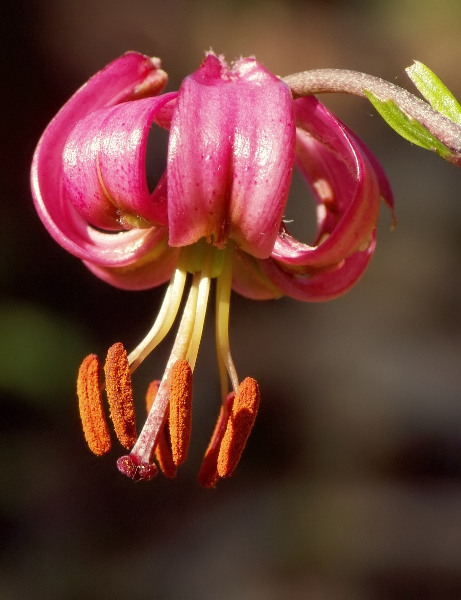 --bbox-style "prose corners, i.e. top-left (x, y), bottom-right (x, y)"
top-left (283, 65), bottom-right (461, 164)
